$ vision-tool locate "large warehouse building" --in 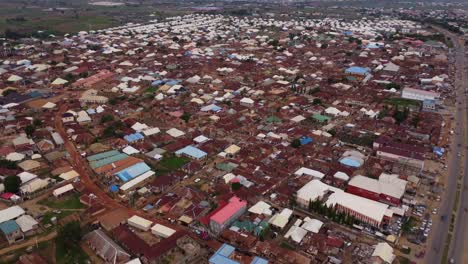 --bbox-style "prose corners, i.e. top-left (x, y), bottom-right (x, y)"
top-left (296, 180), bottom-right (392, 227)
top-left (346, 174), bottom-right (407, 206)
